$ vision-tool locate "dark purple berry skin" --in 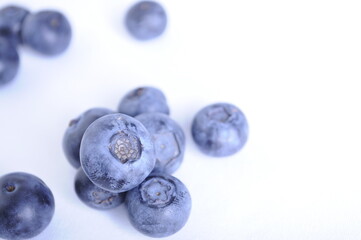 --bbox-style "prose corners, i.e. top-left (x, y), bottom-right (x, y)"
top-left (0, 172), bottom-right (55, 240)
top-left (63, 108), bottom-right (114, 169)
top-left (0, 37), bottom-right (19, 86)
top-left (0, 5), bottom-right (29, 46)
top-left (136, 113), bottom-right (185, 174)
top-left (125, 1), bottom-right (167, 40)
top-left (21, 10), bottom-right (72, 56)
top-left (118, 86), bottom-right (170, 117)
top-left (191, 103), bottom-right (249, 157)
top-left (74, 169), bottom-right (125, 210)
top-left (125, 173), bottom-right (191, 238)
top-left (80, 113), bottom-right (155, 193)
